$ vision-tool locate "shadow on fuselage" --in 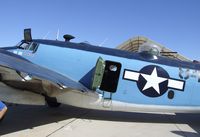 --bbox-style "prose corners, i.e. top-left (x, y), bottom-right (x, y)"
top-left (0, 104), bottom-right (200, 136)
